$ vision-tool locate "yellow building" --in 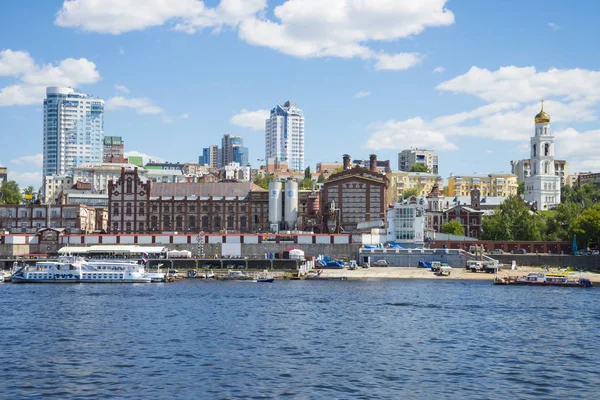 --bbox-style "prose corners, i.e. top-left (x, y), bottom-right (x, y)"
top-left (387, 171), bottom-right (443, 204)
top-left (447, 173), bottom-right (518, 197)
